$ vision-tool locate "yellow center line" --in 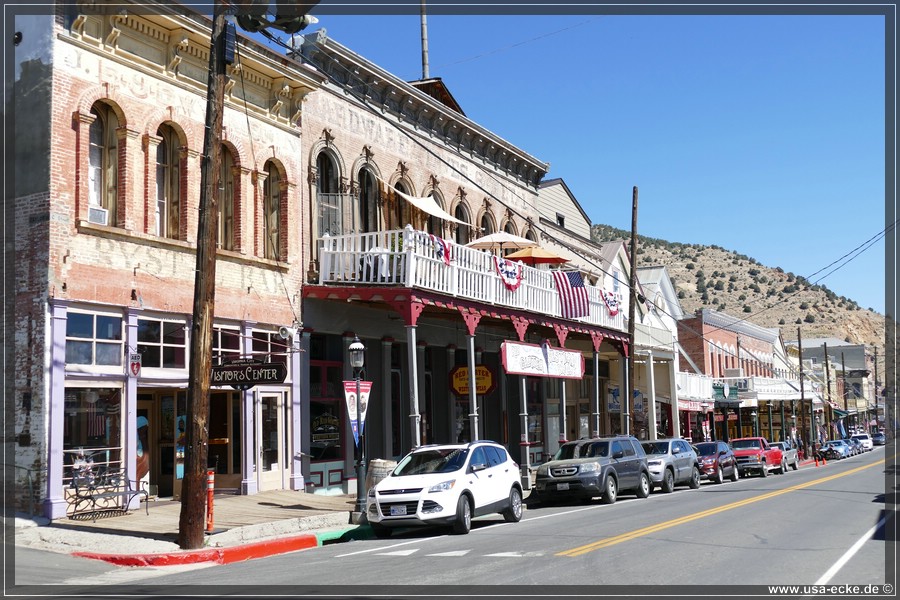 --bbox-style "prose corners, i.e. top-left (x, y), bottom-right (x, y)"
top-left (557, 459), bottom-right (884, 557)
